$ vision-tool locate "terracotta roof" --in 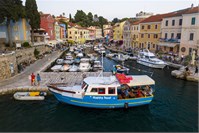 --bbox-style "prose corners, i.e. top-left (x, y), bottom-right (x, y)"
top-left (183, 6), bottom-right (199, 14)
top-left (68, 22), bottom-right (78, 27)
top-left (132, 18), bottom-right (146, 25)
top-left (140, 12), bottom-right (174, 23)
